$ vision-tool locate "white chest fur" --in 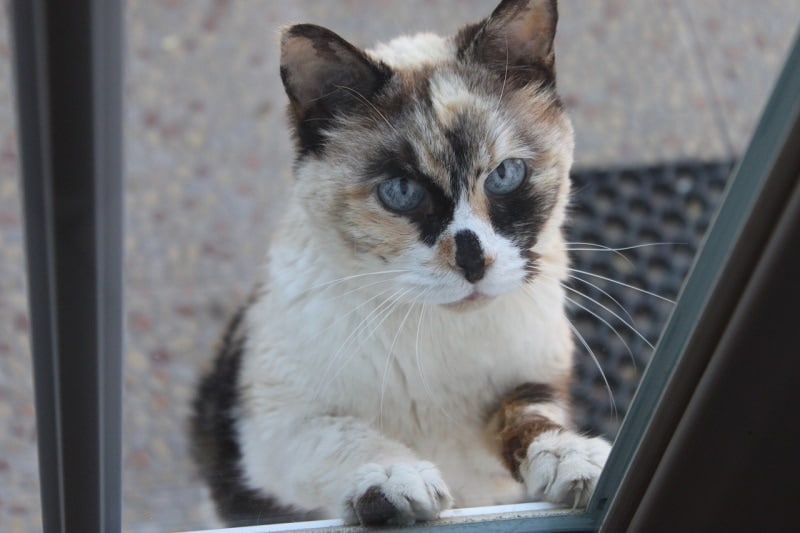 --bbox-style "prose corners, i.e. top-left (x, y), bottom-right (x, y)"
top-left (237, 225), bottom-right (573, 511)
